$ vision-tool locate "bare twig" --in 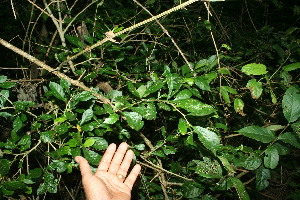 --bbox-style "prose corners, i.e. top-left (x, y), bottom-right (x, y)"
top-left (0, 38), bottom-right (111, 105)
